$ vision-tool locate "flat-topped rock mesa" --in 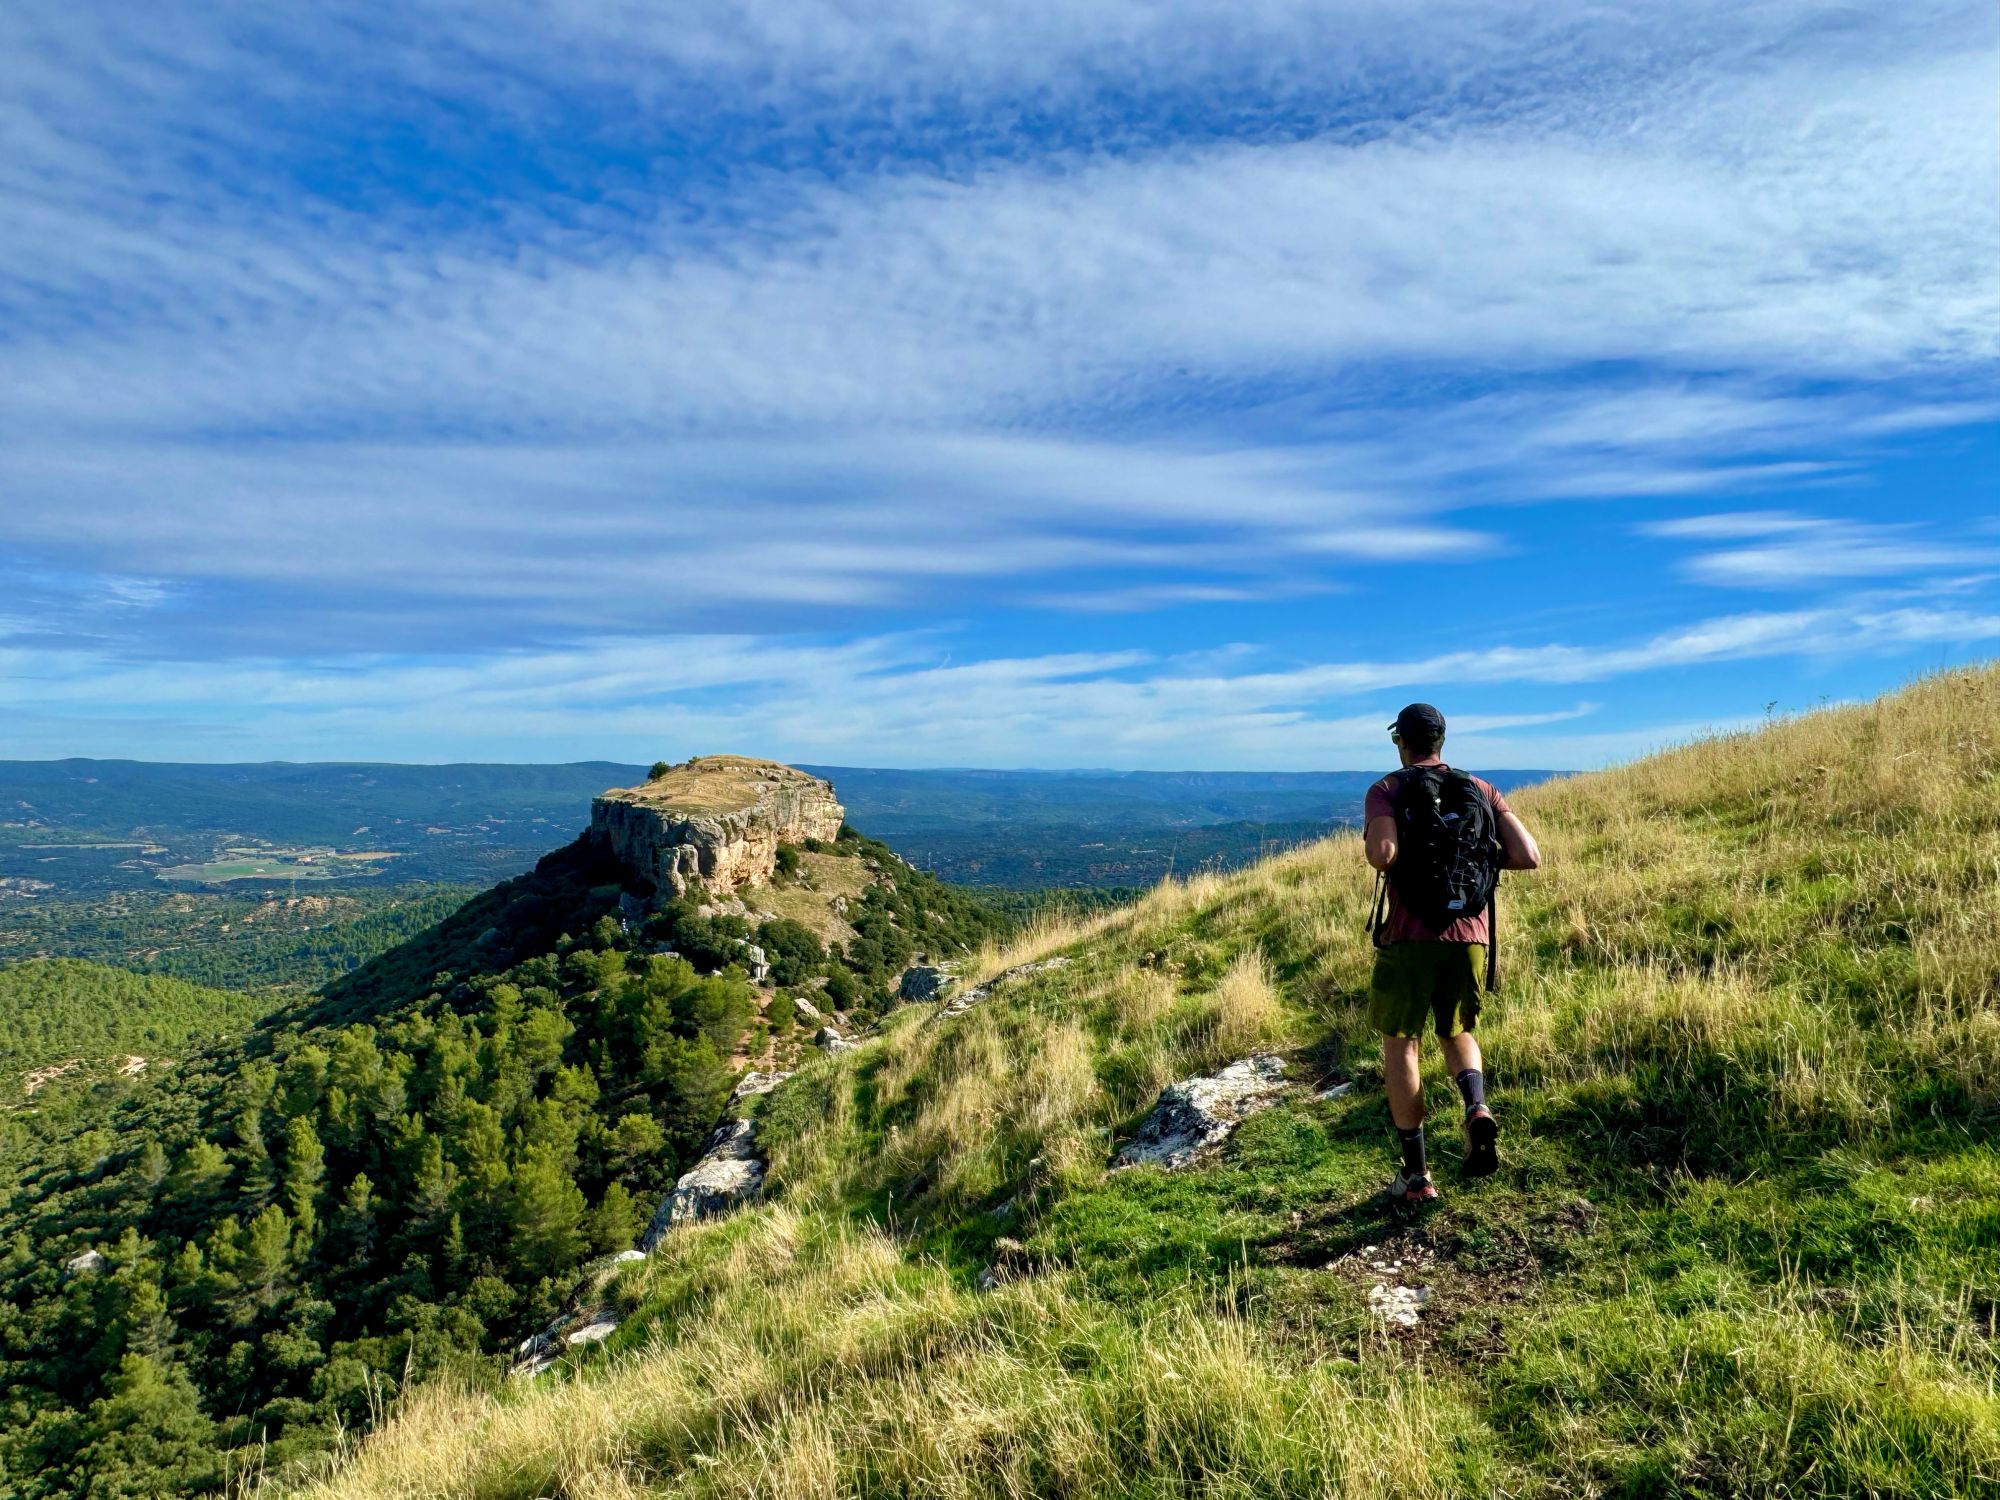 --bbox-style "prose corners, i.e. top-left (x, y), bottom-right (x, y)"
top-left (590, 756), bottom-right (844, 899)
